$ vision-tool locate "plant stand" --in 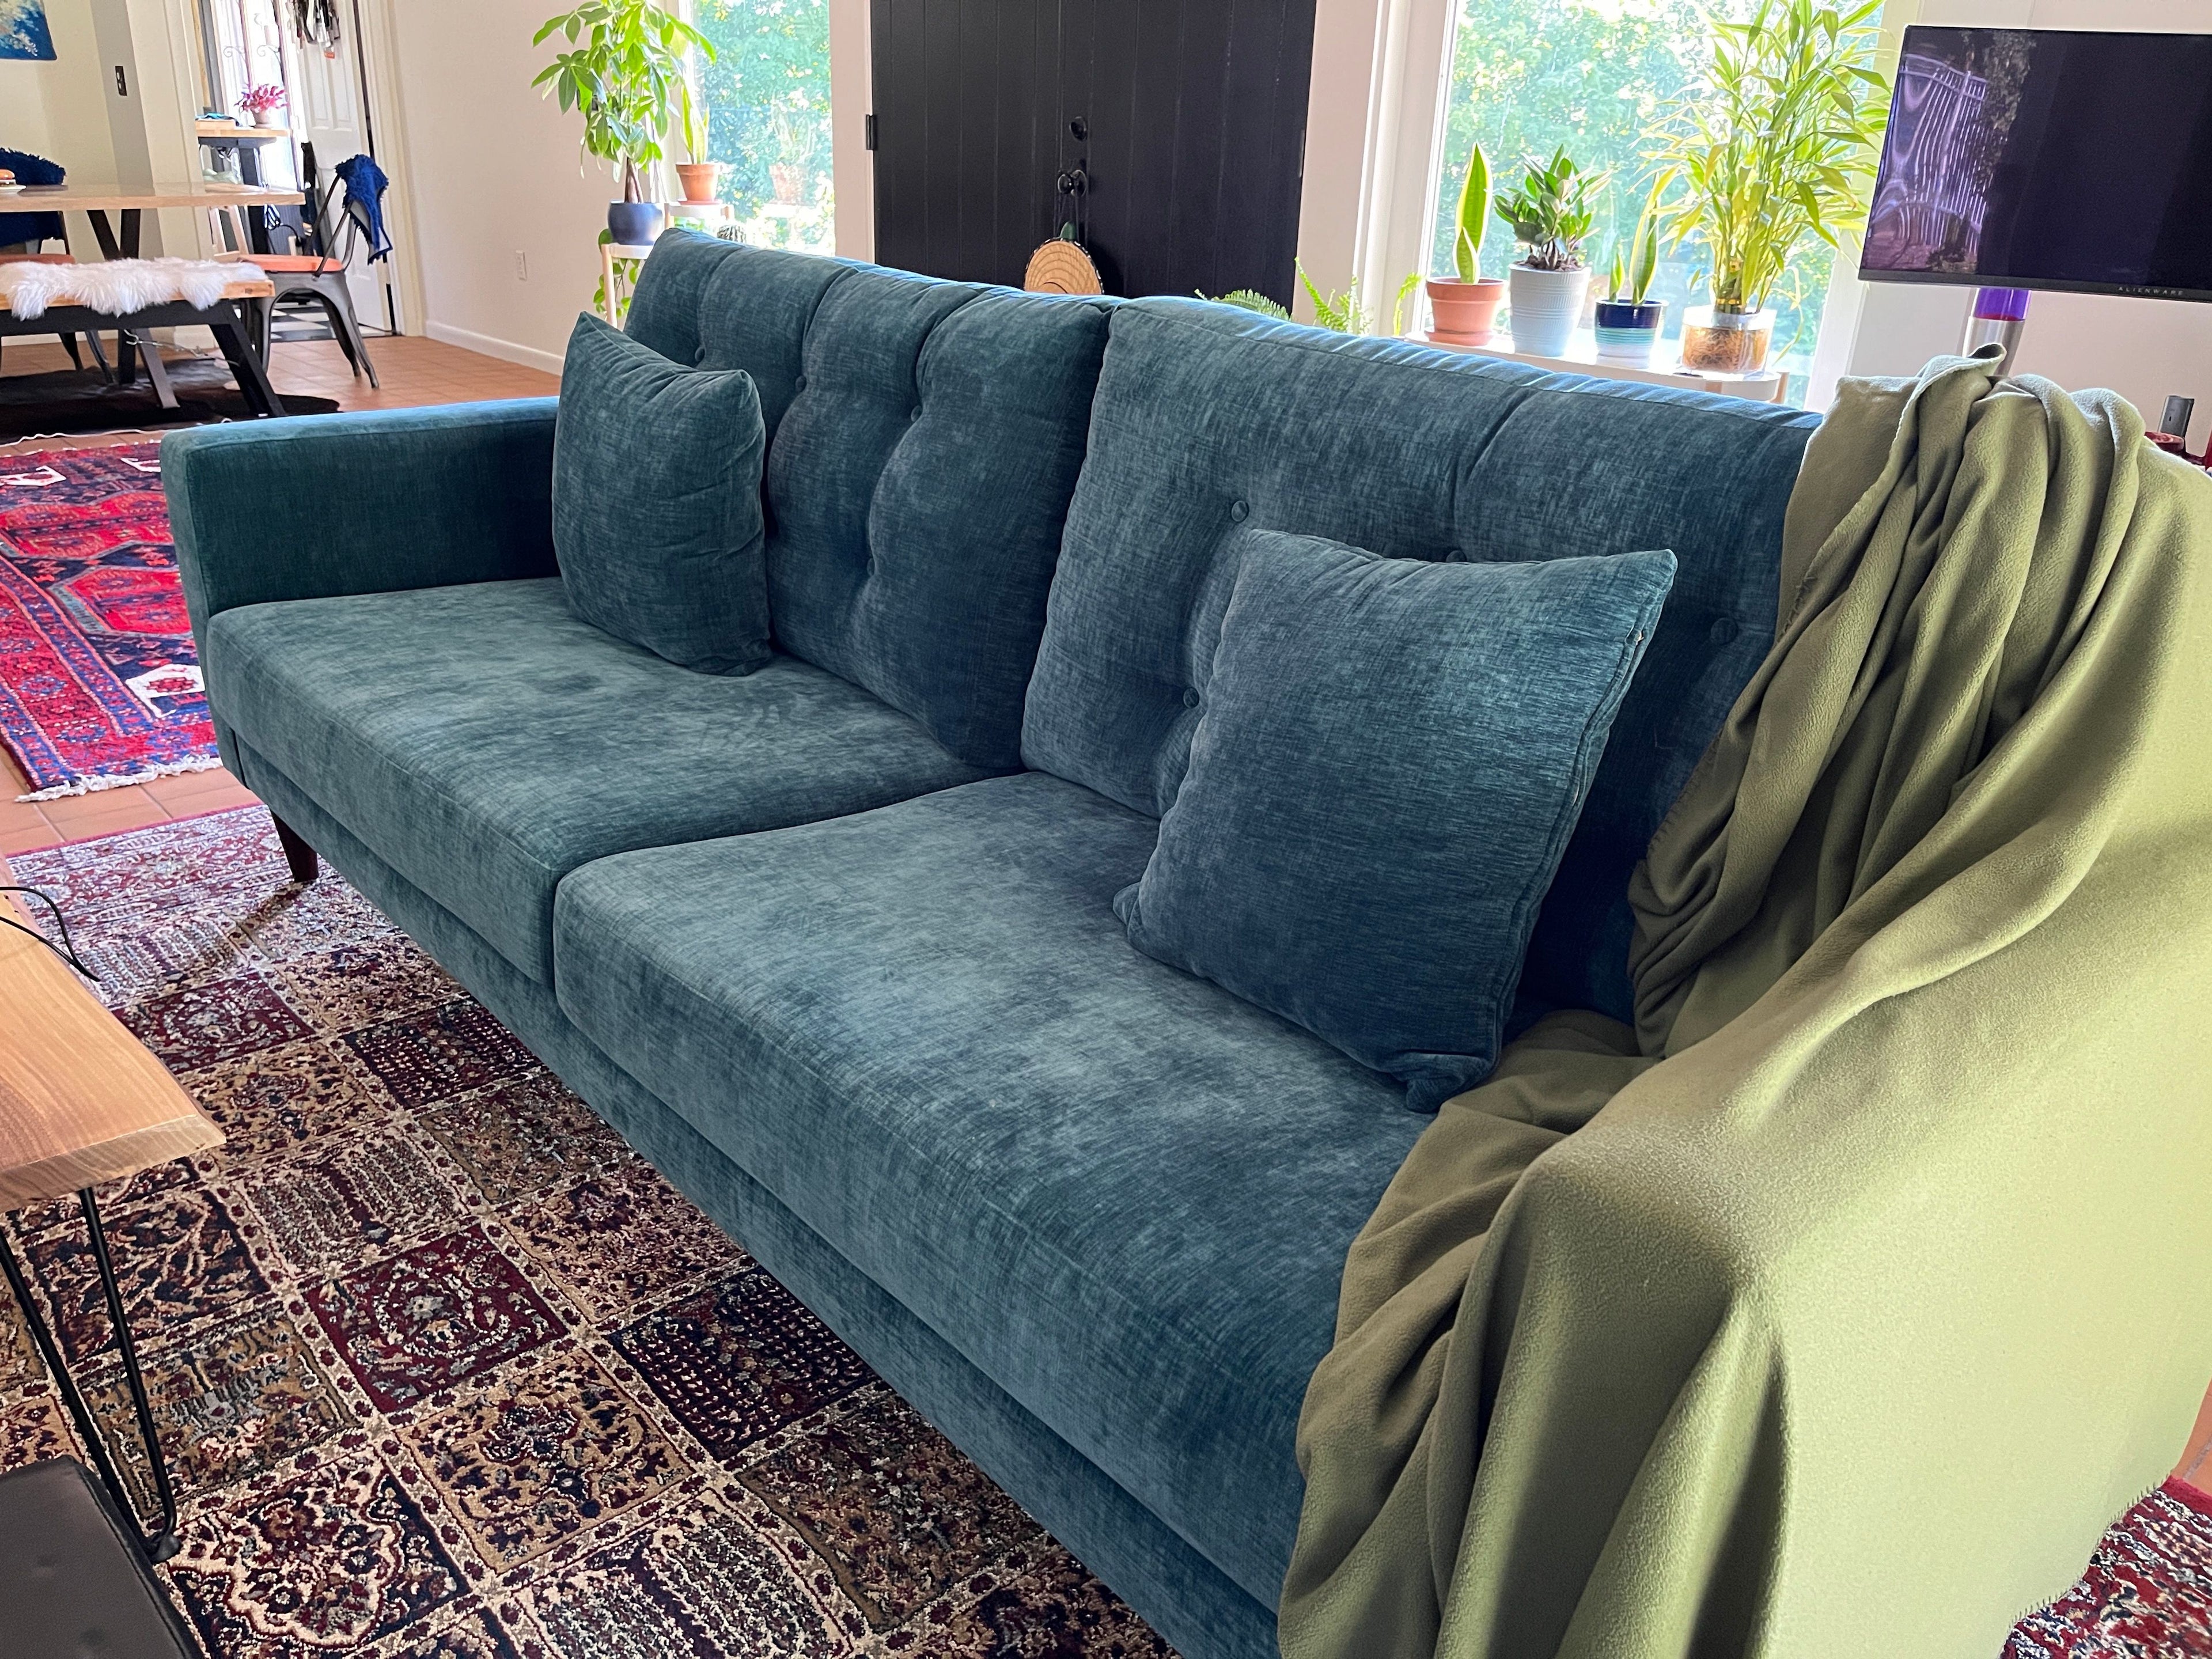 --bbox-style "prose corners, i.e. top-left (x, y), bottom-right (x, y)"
top-left (600, 240), bottom-right (658, 326)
